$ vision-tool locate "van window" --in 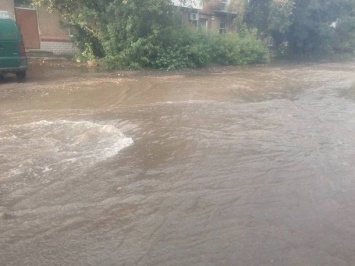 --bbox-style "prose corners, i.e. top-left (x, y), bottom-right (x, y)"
top-left (0, 21), bottom-right (19, 40)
